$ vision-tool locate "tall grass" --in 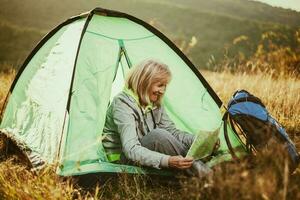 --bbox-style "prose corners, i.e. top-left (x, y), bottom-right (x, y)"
top-left (0, 69), bottom-right (15, 112)
top-left (0, 67), bottom-right (299, 199)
